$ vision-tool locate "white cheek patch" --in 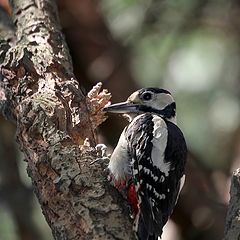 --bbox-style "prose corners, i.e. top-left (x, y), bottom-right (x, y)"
top-left (147, 93), bottom-right (174, 110)
top-left (151, 115), bottom-right (170, 176)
